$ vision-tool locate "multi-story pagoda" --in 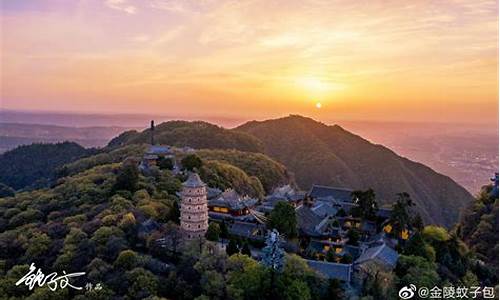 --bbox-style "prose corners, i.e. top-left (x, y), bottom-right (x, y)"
top-left (180, 173), bottom-right (208, 239)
